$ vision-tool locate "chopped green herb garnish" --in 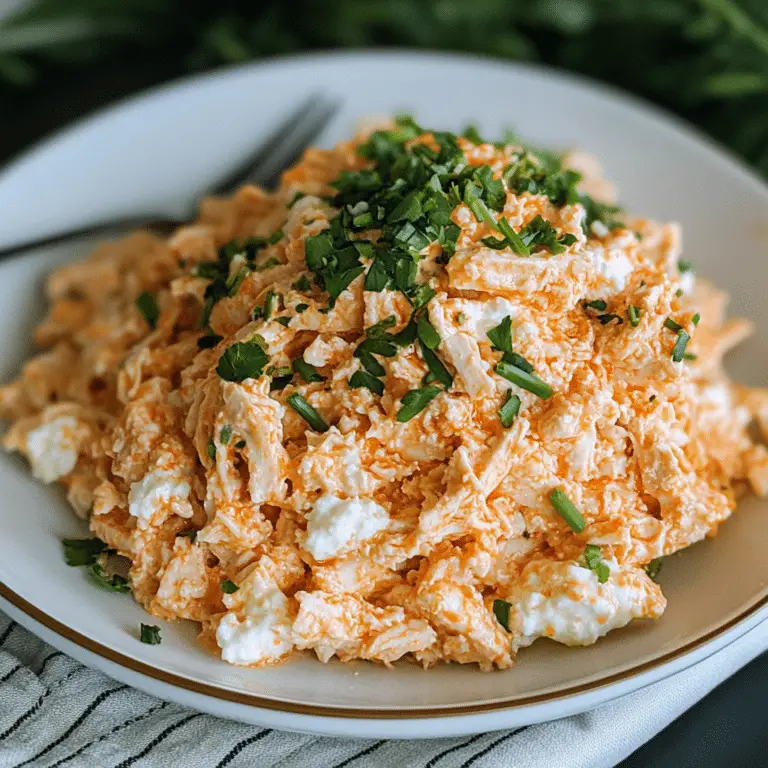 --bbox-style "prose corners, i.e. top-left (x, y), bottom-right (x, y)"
top-left (396, 385), bottom-right (441, 422)
top-left (177, 530), bottom-right (197, 542)
top-left (197, 333), bottom-right (223, 349)
top-left (295, 303), bottom-right (309, 313)
top-left (581, 544), bottom-right (610, 583)
top-left (62, 538), bottom-right (107, 567)
top-left (495, 360), bottom-right (553, 399)
top-left (90, 563), bottom-right (131, 593)
top-left (548, 487), bottom-right (586, 533)
top-left (220, 425), bottom-right (232, 444)
top-left (292, 358), bottom-right (325, 383)
top-left (597, 313), bottom-right (623, 326)
top-left (216, 337), bottom-right (269, 382)
top-left (504, 352), bottom-right (535, 374)
top-left (263, 290), bottom-right (279, 321)
top-left (644, 558), bottom-right (662, 582)
top-left (419, 341), bottom-right (453, 389)
top-left (628, 305), bottom-right (641, 327)
top-left (498, 390), bottom-right (521, 428)
top-left (664, 317), bottom-right (683, 333)
top-left (692, 312), bottom-right (700, 326)
top-left (254, 256), bottom-right (280, 272)
top-left (136, 291), bottom-right (160, 329)
top-left (274, 316), bottom-right (291, 327)
top-left (675, 288), bottom-right (683, 297)
top-left (583, 299), bottom-right (607, 311)
top-left (366, 315), bottom-right (397, 337)
top-left (207, 439), bottom-right (216, 459)
top-left (268, 228), bottom-right (284, 245)
top-left (678, 260), bottom-right (694, 273)
top-left (288, 191), bottom-right (306, 208)
top-left (683, 351), bottom-right (698, 361)
top-left (349, 369), bottom-right (385, 395)
top-left (496, 216), bottom-right (530, 257)
top-left (457, 312), bottom-right (467, 325)
top-left (487, 316), bottom-right (514, 355)
top-left (140, 624), bottom-right (162, 645)
top-left (671, 330), bottom-right (691, 363)
top-left (416, 313), bottom-right (440, 350)
top-left (287, 393), bottom-right (329, 432)
top-left (221, 579), bottom-right (239, 594)
top-left (493, 598), bottom-right (512, 632)
top-left (292, 274), bottom-right (312, 292)
top-left (518, 215), bottom-right (576, 254)
top-left (235, 439), bottom-right (246, 449)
